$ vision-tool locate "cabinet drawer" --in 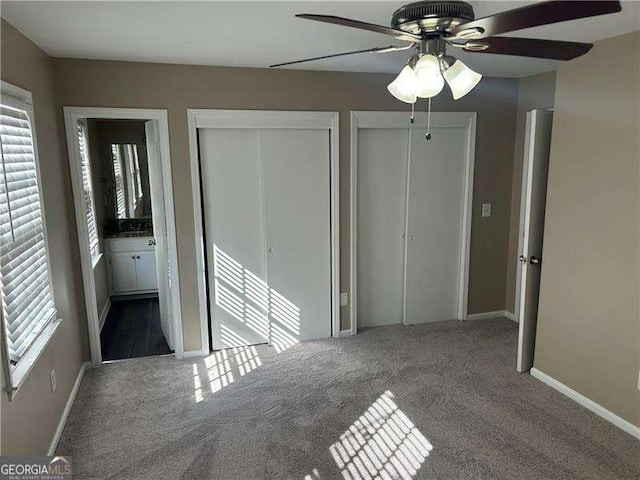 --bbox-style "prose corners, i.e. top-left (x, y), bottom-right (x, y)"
top-left (106, 237), bottom-right (155, 252)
